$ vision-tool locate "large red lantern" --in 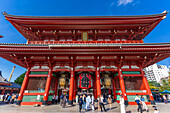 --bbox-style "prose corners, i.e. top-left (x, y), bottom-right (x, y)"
top-left (79, 73), bottom-right (92, 89)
